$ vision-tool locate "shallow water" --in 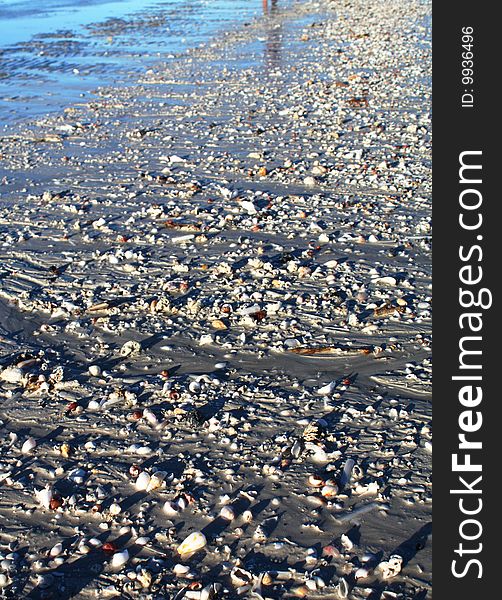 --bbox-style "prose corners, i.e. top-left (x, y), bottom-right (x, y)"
top-left (0, 0), bottom-right (274, 122)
